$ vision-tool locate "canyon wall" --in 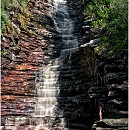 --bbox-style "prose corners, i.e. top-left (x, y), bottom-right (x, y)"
top-left (1, 0), bottom-right (127, 130)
